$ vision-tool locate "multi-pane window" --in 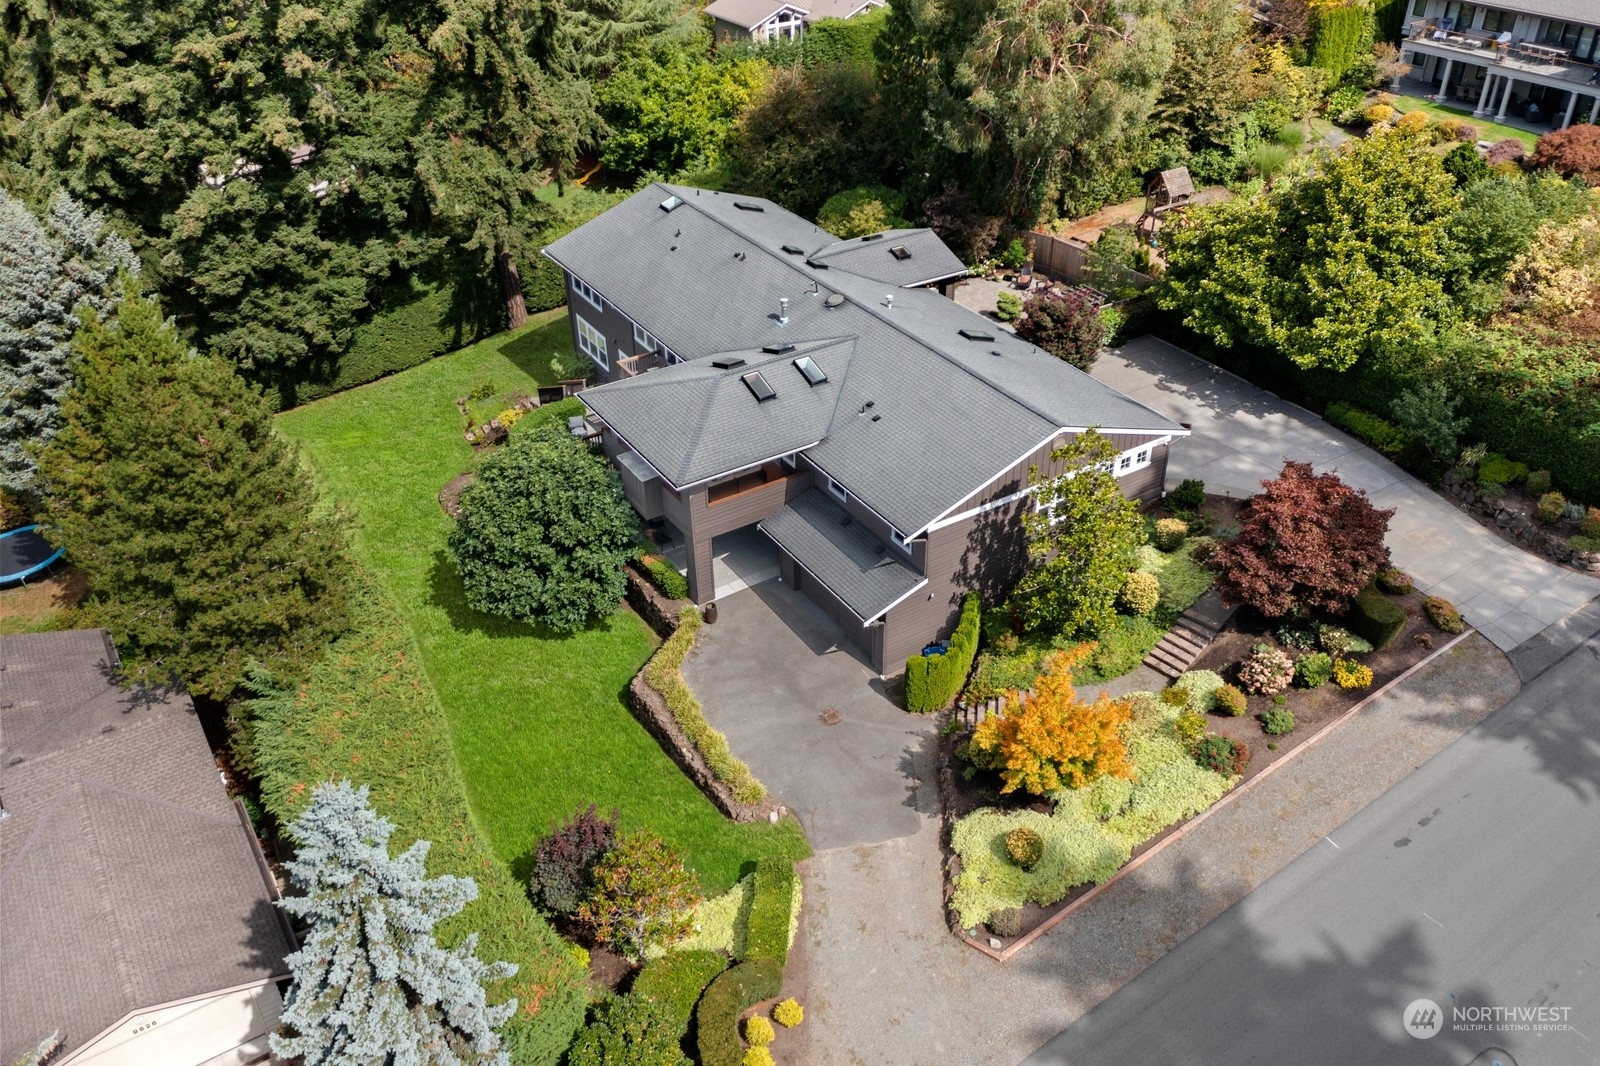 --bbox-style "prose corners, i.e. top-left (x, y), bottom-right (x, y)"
top-left (633, 323), bottom-right (657, 353)
top-left (575, 314), bottom-right (608, 369)
top-left (571, 274), bottom-right (603, 311)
